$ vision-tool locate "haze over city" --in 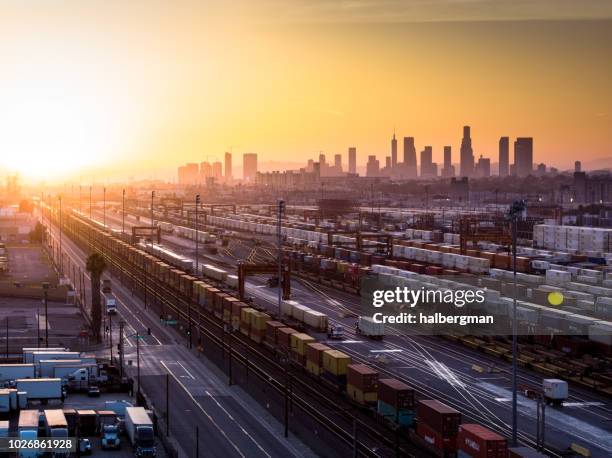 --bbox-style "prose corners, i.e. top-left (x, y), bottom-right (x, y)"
top-left (1, 0), bottom-right (611, 182)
